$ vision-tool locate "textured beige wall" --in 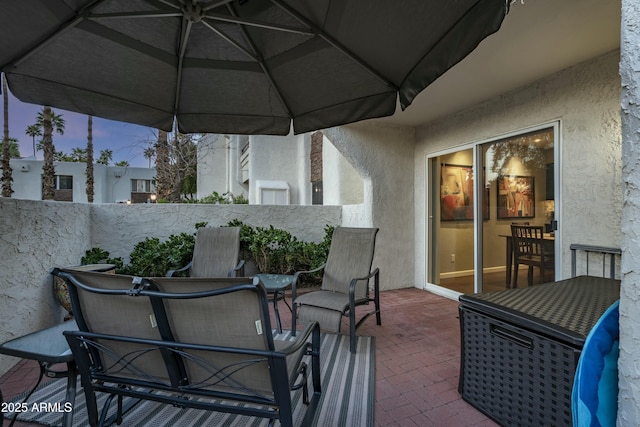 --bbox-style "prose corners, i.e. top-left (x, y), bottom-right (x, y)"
top-left (324, 122), bottom-right (416, 291)
top-left (0, 199), bottom-right (341, 374)
top-left (90, 204), bottom-right (341, 262)
top-left (0, 199), bottom-right (92, 374)
top-left (618, 0), bottom-right (640, 422)
top-left (414, 51), bottom-right (622, 286)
